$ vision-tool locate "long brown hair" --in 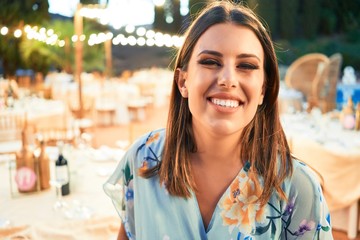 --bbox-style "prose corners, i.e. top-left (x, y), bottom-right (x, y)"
top-left (140, 1), bottom-right (292, 205)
